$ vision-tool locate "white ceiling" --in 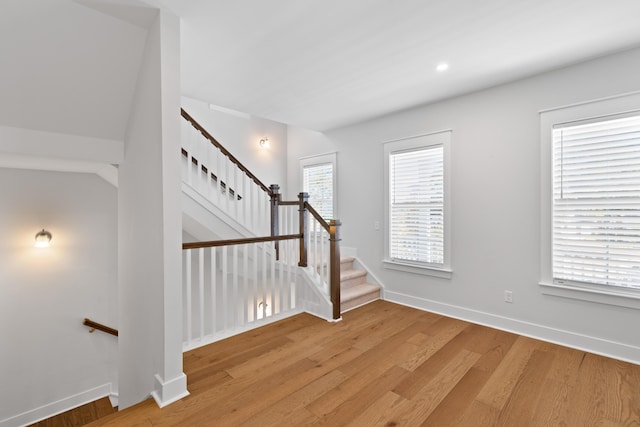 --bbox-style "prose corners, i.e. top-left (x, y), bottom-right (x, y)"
top-left (168, 0), bottom-right (640, 131)
top-left (1, 0), bottom-right (640, 141)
